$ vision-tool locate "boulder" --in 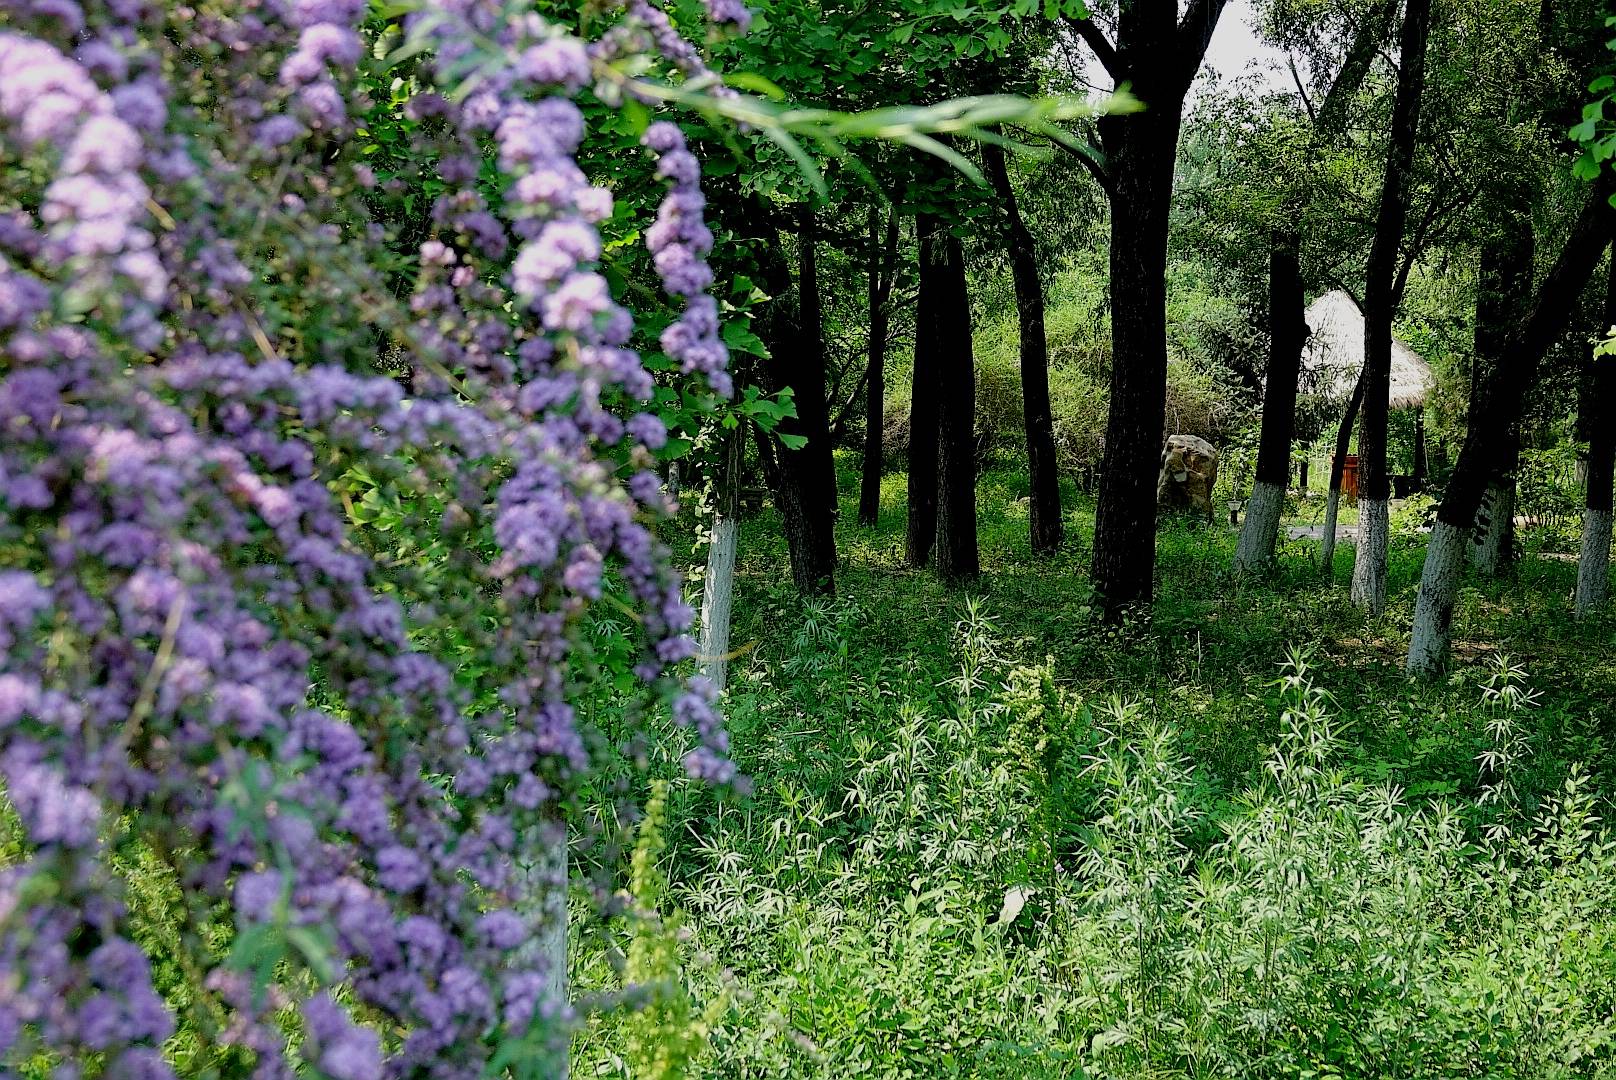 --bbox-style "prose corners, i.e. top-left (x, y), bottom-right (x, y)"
top-left (1158, 434), bottom-right (1219, 523)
